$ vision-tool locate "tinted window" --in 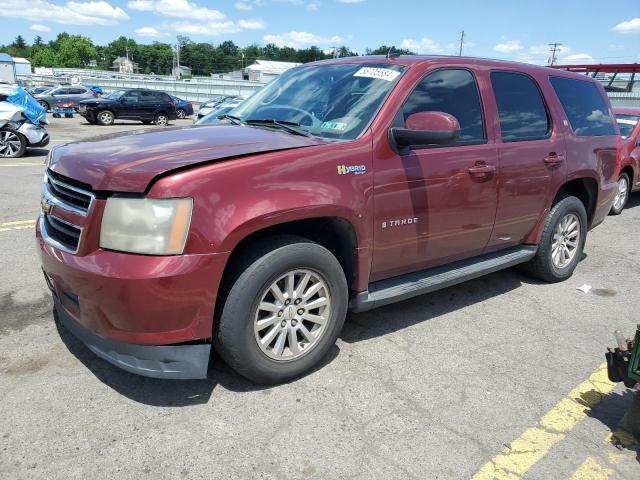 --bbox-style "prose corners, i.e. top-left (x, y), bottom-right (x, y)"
top-left (68, 88), bottom-right (86, 94)
top-left (55, 88), bottom-right (70, 95)
top-left (615, 114), bottom-right (639, 139)
top-left (403, 69), bottom-right (485, 145)
top-left (122, 91), bottom-right (139, 103)
top-left (491, 71), bottom-right (550, 141)
top-left (550, 76), bottom-right (616, 137)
